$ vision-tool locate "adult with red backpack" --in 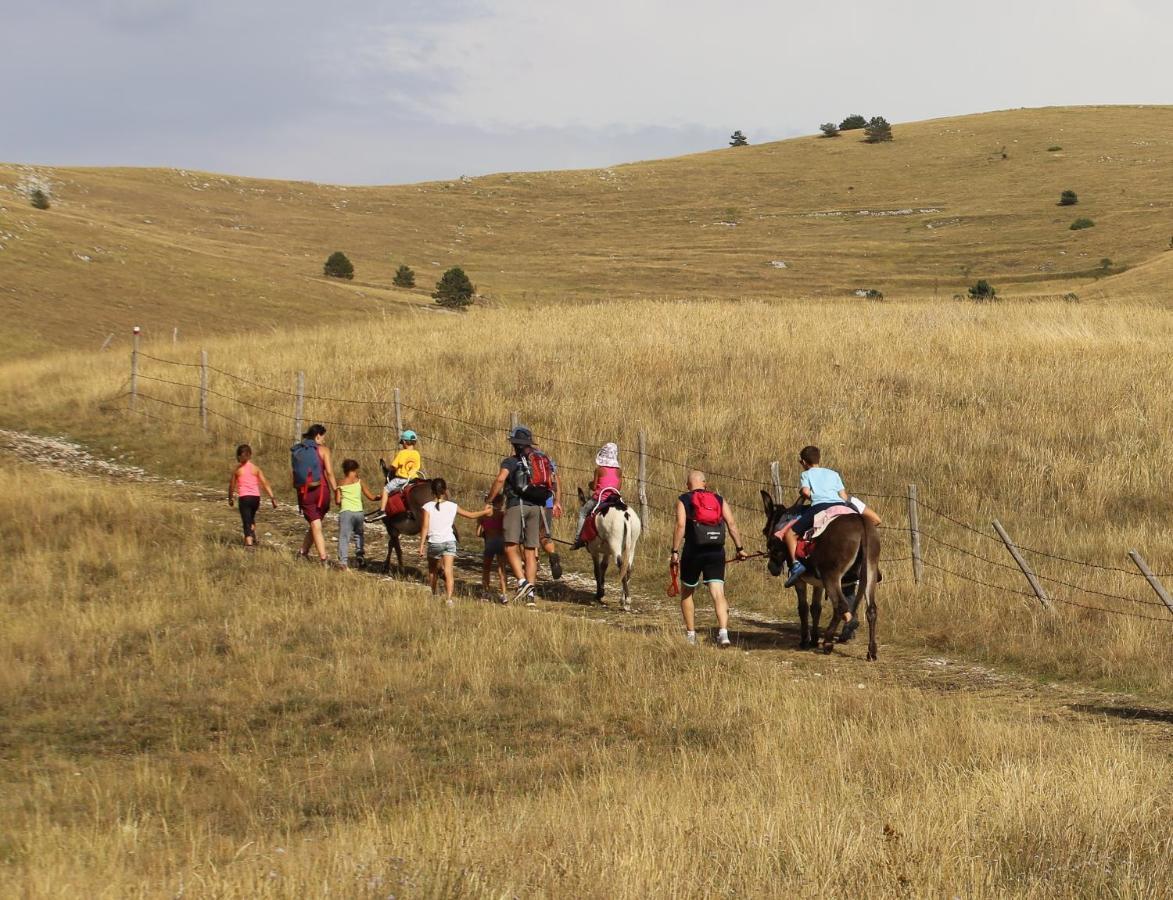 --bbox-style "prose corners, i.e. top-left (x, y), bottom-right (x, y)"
top-left (670, 470), bottom-right (748, 646)
top-left (291, 424), bottom-right (337, 564)
top-left (486, 425), bottom-right (557, 606)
